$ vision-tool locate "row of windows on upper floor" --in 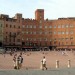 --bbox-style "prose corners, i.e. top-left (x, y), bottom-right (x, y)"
top-left (0, 23), bottom-right (21, 28)
top-left (5, 32), bottom-right (20, 35)
top-left (5, 24), bottom-right (21, 28)
top-left (4, 38), bottom-right (21, 42)
top-left (0, 24), bottom-right (74, 28)
top-left (22, 24), bottom-right (74, 28)
top-left (22, 31), bottom-right (74, 35)
top-left (22, 37), bottom-right (73, 41)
